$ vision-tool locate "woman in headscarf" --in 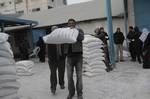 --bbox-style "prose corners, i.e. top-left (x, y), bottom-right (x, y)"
top-left (139, 28), bottom-right (150, 68)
